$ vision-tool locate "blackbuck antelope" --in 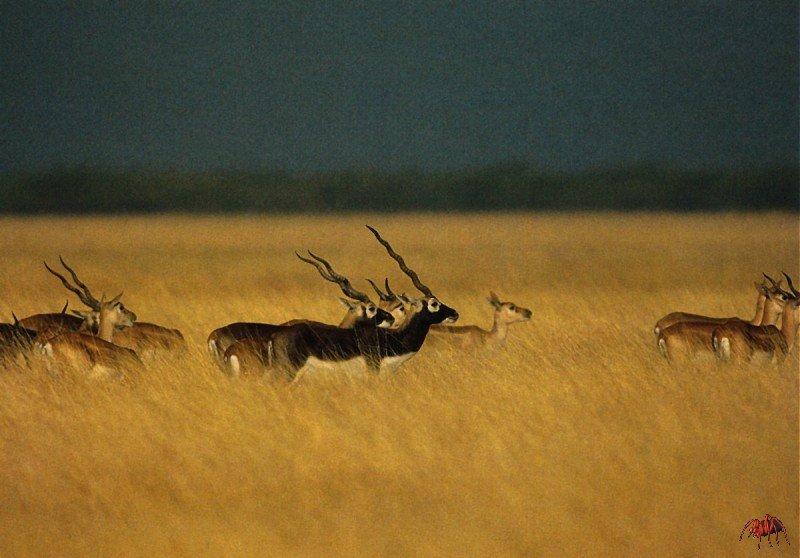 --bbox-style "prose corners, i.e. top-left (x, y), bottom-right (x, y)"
top-left (18, 288), bottom-right (84, 335)
top-left (208, 251), bottom-right (394, 365)
top-left (656, 276), bottom-right (790, 363)
top-left (367, 278), bottom-right (422, 330)
top-left (221, 251), bottom-right (396, 376)
top-left (712, 272), bottom-right (800, 363)
top-left (430, 292), bottom-right (532, 349)
top-left (223, 227), bottom-right (458, 378)
top-left (70, 308), bottom-right (186, 357)
top-left (653, 277), bottom-right (773, 336)
top-left (34, 259), bottom-right (142, 377)
top-left (0, 313), bottom-right (38, 364)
